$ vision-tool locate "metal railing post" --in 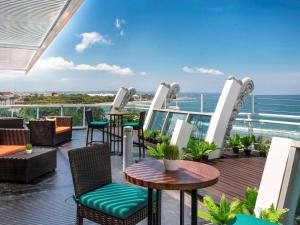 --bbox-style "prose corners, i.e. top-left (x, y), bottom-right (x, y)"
top-left (82, 106), bottom-right (86, 128)
top-left (36, 107), bottom-right (40, 119)
top-left (252, 95), bottom-right (255, 114)
top-left (60, 105), bottom-right (63, 116)
top-left (200, 94), bottom-right (204, 113)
